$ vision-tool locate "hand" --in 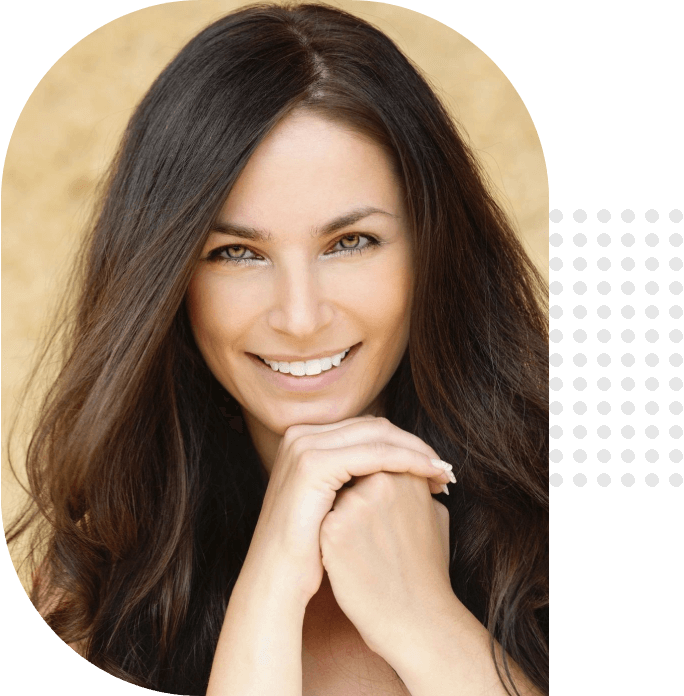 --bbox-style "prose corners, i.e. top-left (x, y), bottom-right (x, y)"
top-left (241, 416), bottom-right (453, 611)
top-left (319, 469), bottom-right (454, 663)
